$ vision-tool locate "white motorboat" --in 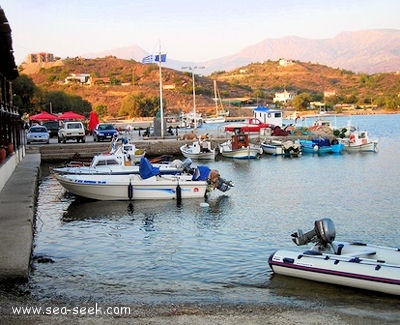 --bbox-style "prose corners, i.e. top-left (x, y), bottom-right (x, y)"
top-left (261, 139), bottom-right (302, 156)
top-left (52, 137), bottom-right (186, 176)
top-left (269, 218), bottom-right (400, 296)
top-left (180, 136), bottom-right (216, 160)
top-left (219, 128), bottom-right (262, 159)
top-left (55, 157), bottom-right (234, 201)
top-left (339, 130), bottom-right (378, 152)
